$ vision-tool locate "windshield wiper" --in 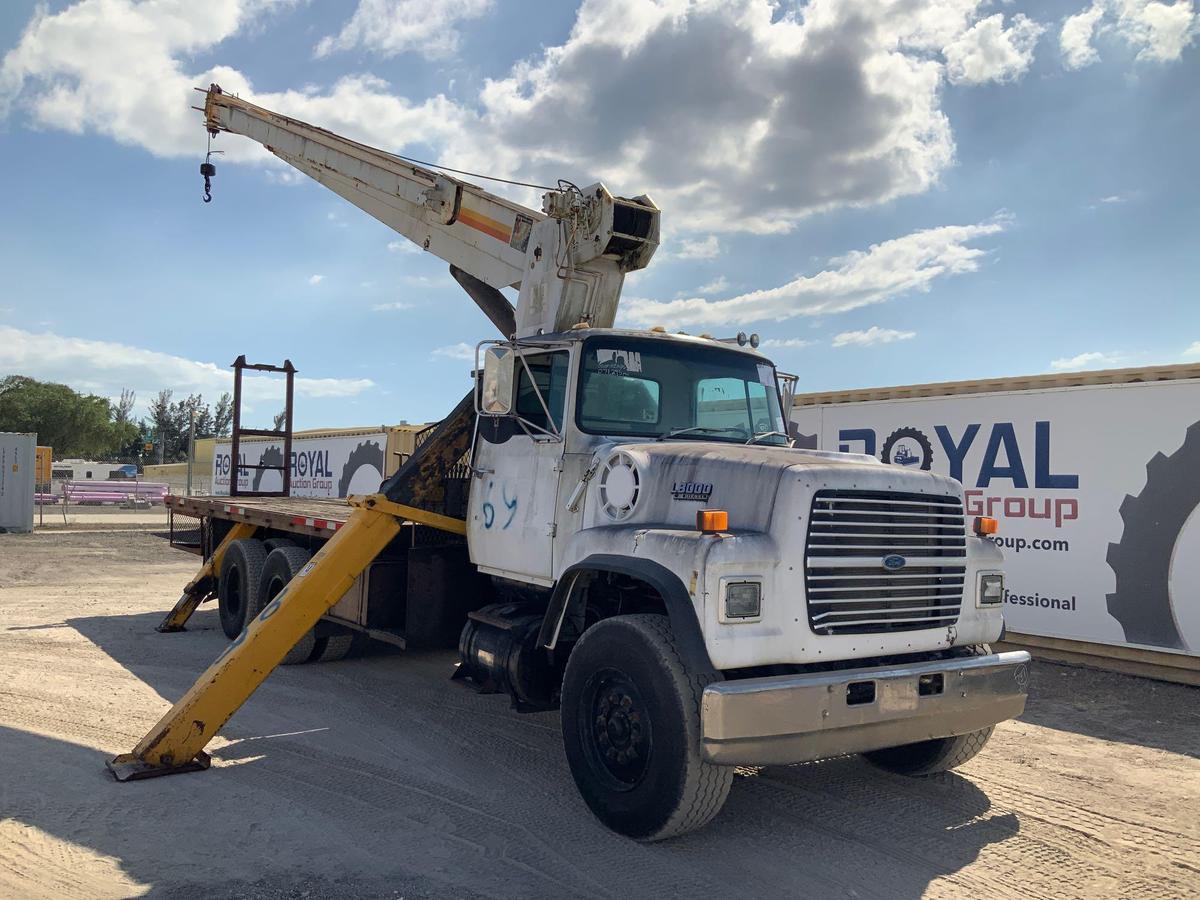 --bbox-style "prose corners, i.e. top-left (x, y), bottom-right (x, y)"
top-left (747, 431), bottom-right (793, 446)
top-left (658, 426), bottom-right (747, 441)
